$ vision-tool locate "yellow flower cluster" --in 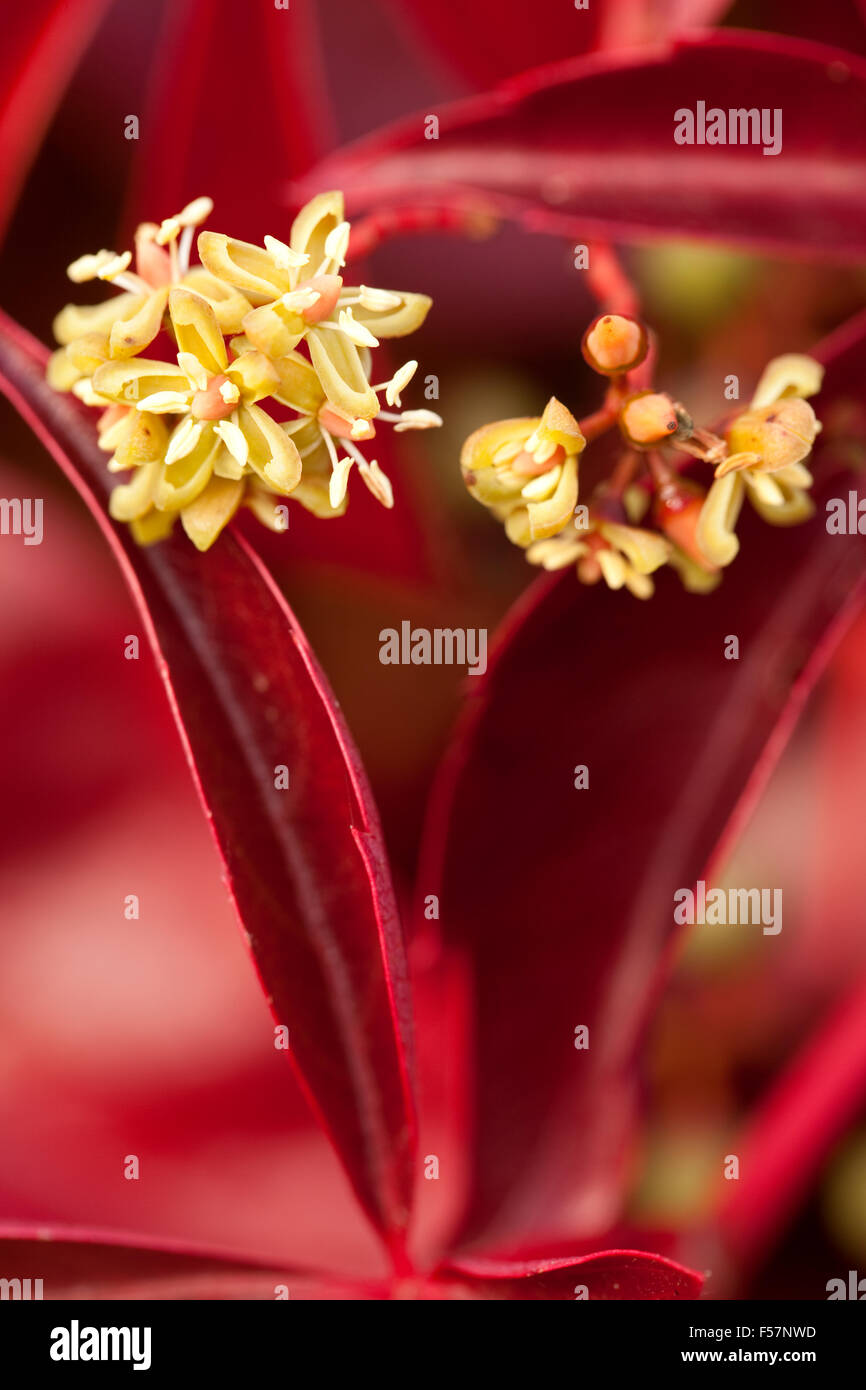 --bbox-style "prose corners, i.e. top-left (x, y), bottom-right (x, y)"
top-left (461, 314), bottom-right (822, 599)
top-left (48, 193), bottom-right (441, 549)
